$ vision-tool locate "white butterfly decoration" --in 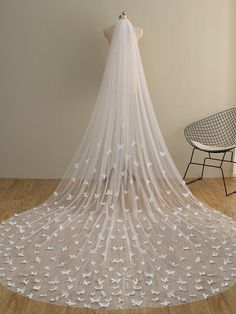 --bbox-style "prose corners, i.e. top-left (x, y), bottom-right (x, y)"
top-left (94, 193), bottom-right (100, 199)
top-left (83, 303), bottom-right (91, 308)
top-left (134, 160), bottom-right (139, 167)
top-left (126, 291), bottom-right (135, 296)
top-left (211, 287), bottom-right (219, 293)
top-left (224, 258), bottom-right (232, 265)
top-left (67, 277), bottom-right (76, 283)
top-left (7, 282), bottom-right (15, 287)
top-left (99, 301), bottom-right (110, 308)
top-left (221, 282), bottom-right (229, 287)
top-left (145, 280), bottom-right (153, 286)
top-left (27, 293), bottom-right (34, 299)
top-left (101, 173), bottom-right (107, 180)
top-left (195, 256), bottom-right (201, 263)
top-left (112, 290), bottom-right (122, 296)
top-left (202, 293), bottom-right (209, 299)
top-left (77, 297), bottom-right (85, 302)
top-left (4, 257), bottom-right (13, 265)
top-left (69, 254), bottom-right (77, 260)
top-left (152, 296), bottom-right (159, 302)
top-left (160, 277), bottom-right (169, 283)
top-left (90, 296), bottom-right (101, 303)
top-left (207, 279), bottom-right (214, 285)
top-left (112, 284), bottom-right (121, 290)
top-left (212, 245), bottom-right (221, 250)
top-left (22, 279), bottom-right (29, 285)
top-left (177, 278), bottom-right (187, 285)
top-left (59, 291), bottom-right (68, 298)
top-left (144, 272), bottom-right (154, 278)
top-left (132, 278), bottom-right (139, 286)
top-left (131, 140), bottom-right (136, 146)
top-left (111, 277), bottom-right (121, 284)
top-left (75, 290), bottom-right (85, 297)
top-left (82, 272), bottom-right (92, 278)
top-left (15, 245), bottom-right (24, 250)
top-left (50, 256), bottom-right (57, 262)
top-left (34, 278), bottom-right (41, 283)
top-left (83, 280), bottom-right (91, 286)
top-left (131, 299), bottom-right (143, 307)
top-left (66, 193), bottom-right (73, 201)
top-left (160, 299), bottom-right (170, 306)
top-left (16, 287), bottom-right (25, 293)
top-left (183, 191), bottom-right (191, 198)
top-left (117, 144), bottom-right (124, 151)
top-left (68, 284), bottom-right (74, 290)
top-left (66, 300), bottom-right (76, 306)
top-left (167, 290), bottom-right (175, 298)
